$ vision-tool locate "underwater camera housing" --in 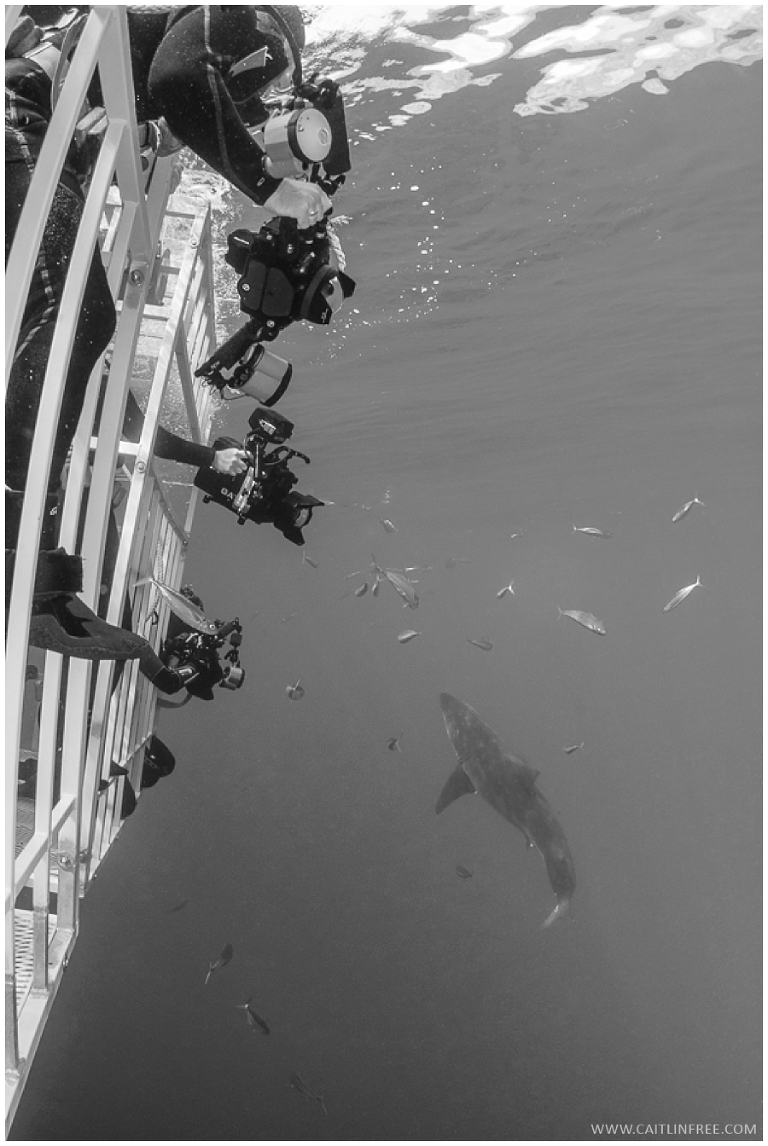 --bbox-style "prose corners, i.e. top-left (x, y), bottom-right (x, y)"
top-left (193, 406), bottom-right (323, 546)
top-left (163, 616), bottom-right (246, 696)
top-left (195, 78), bottom-right (355, 406)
